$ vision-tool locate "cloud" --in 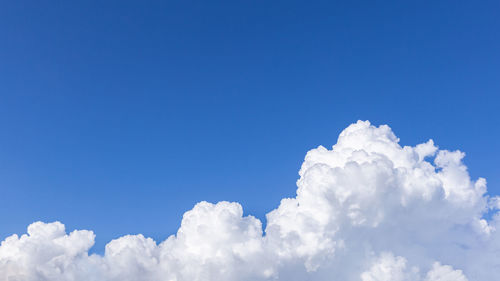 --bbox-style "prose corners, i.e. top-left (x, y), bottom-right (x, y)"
top-left (1, 120), bottom-right (499, 281)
